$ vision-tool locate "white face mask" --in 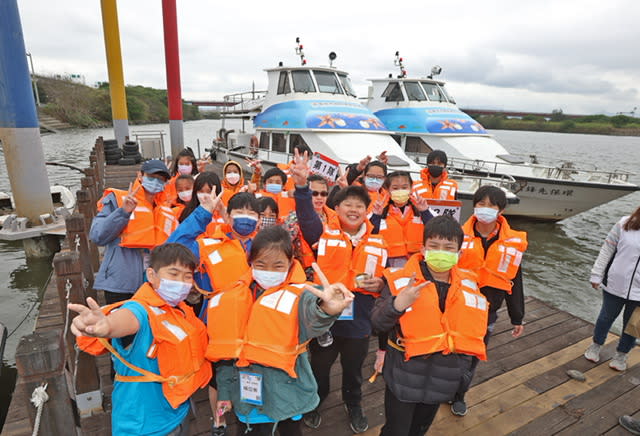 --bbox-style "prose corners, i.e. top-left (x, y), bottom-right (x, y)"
top-left (474, 207), bottom-right (499, 224)
top-left (155, 277), bottom-right (192, 306)
top-left (252, 268), bottom-right (288, 289)
top-left (177, 164), bottom-right (193, 175)
top-left (226, 172), bottom-right (241, 185)
top-left (177, 191), bottom-right (192, 202)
